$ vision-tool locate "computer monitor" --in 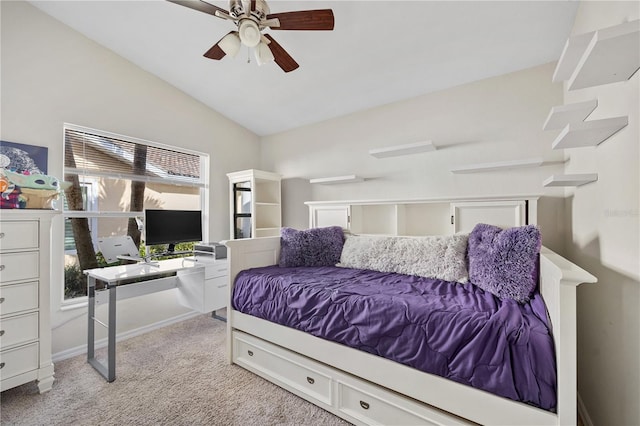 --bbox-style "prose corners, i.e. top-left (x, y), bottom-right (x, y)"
top-left (144, 209), bottom-right (202, 253)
